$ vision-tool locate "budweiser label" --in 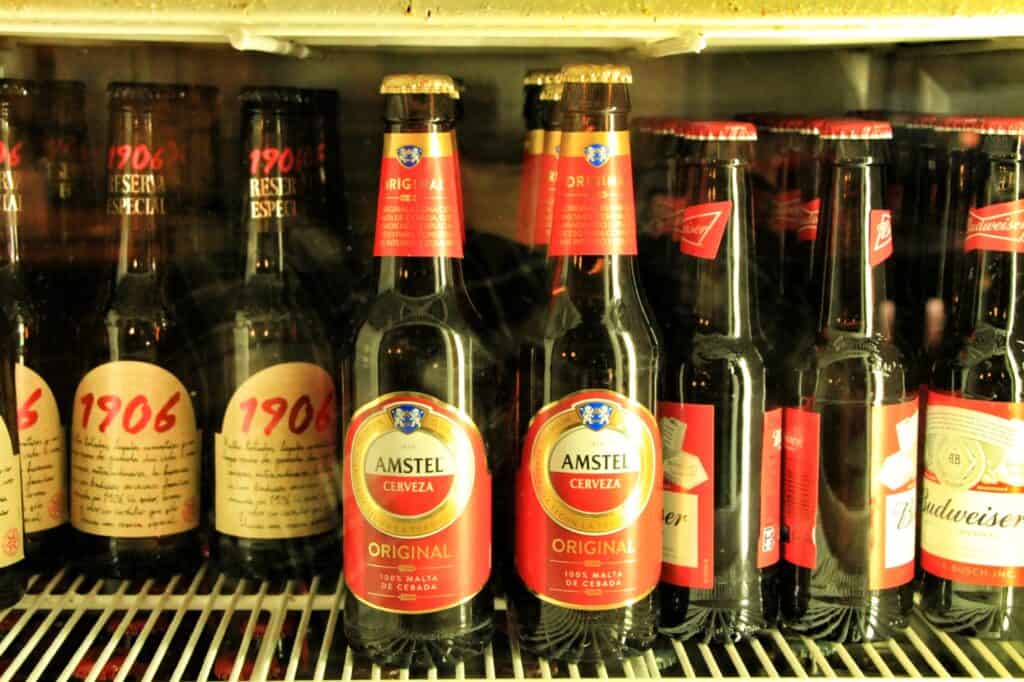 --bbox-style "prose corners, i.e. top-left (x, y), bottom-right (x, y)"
top-left (760, 408), bottom-right (783, 568)
top-left (770, 189), bottom-right (801, 233)
top-left (532, 130), bottom-right (561, 246)
top-left (517, 389), bottom-right (661, 609)
top-left (649, 195), bottom-right (687, 240)
top-left (247, 144), bottom-right (300, 220)
top-left (922, 392), bottom-right (1024, 587)
top-left (658, 402), bottom-right (714, 589)
top-left (70, 361), bottom-right (199, 538)
top-left (515, 129), bottom-right (545, 246)
top-left (782, 406), bottom-right (820, 569)
top-left (0, 415), bottom-right (22, 568)
top-left (797, 198), bottom-right (821, 242)
top-left (106, 143), bottom-right (168, 217)
top-left (374, 132), bottom-right (463, 258)
top-left (215, 362), bottom-right (339, 540)
top-left (15, 364), bottom-right (67, 533)
top-left (964, 199), bottom-right (1024, 254)
top-left (869, 209), bottom-right (894, 266)
top-left (548, 131), bottom-right (637, 256)
top-left (344, 392), bottom-right (490, 613)
top-left (680, 201), bottom-right (732, 260)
